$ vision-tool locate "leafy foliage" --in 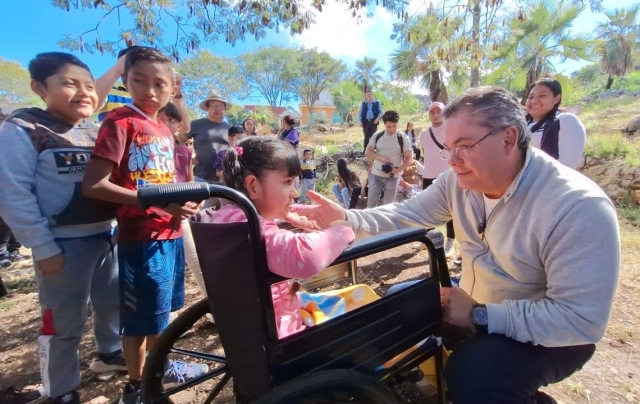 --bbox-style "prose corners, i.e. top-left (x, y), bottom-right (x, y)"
top-left (354, 57), bottom-right (385, 93)
top-left (294, 48), bottom-right (344, 115)
top-left (178, 50), bottom-right (248, 114)
top-left (52, 0), bottom-right (407, 60)
top-left (240, 45), bottom-right (301, 108)
top-left (331, 81), bottom-right (363, 121)
top-left (596, 4), bottom-right (640, 89)
top-left (0, 58), bottom-right (42, 106)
